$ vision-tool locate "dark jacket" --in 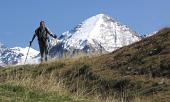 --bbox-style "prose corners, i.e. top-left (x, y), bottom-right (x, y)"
top-left (31, 27), bottom-right (56, 44)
